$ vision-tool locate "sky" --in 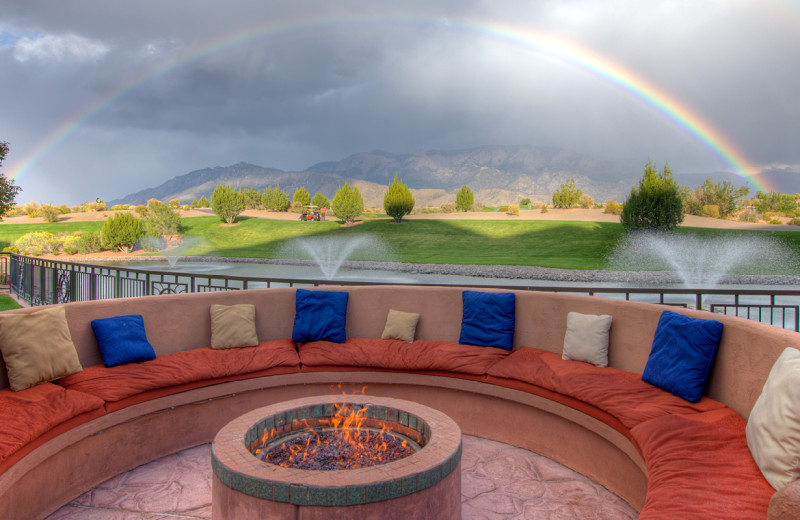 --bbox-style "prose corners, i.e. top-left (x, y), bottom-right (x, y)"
top-left (1, 0), bottom-right (799, 205)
